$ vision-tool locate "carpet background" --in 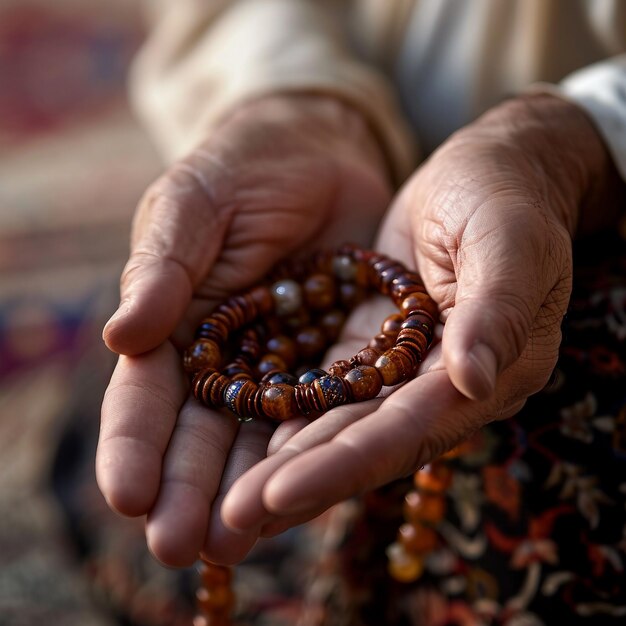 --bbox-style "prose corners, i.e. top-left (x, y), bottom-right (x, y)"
top-left (0, 3), bottom-right (313, 624)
